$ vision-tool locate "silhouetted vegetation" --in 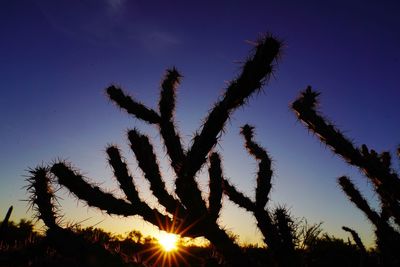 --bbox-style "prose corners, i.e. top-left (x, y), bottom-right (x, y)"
top-left (0, 218), bottom-right (384, 266)
top-left (293, 86), bottom-right (400, 266)
top-left (26, 35), bottom-right (296, 267)
top-left (11, 35), bottom-right (396, 266)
